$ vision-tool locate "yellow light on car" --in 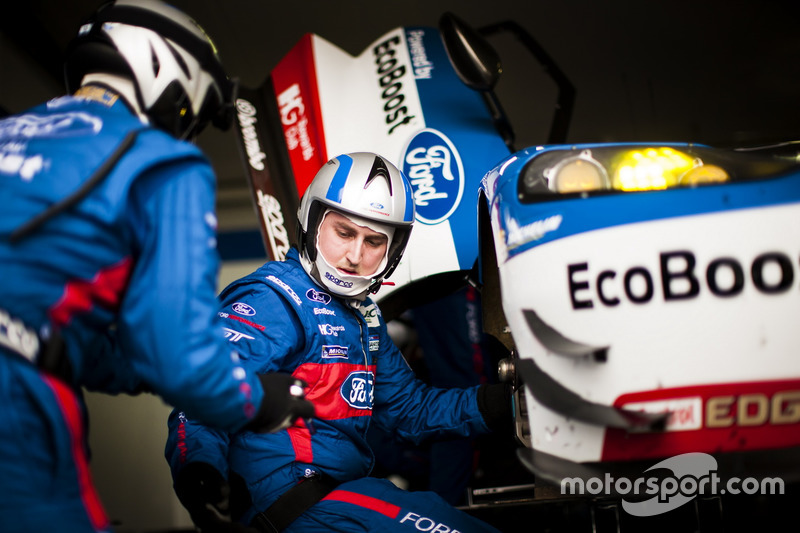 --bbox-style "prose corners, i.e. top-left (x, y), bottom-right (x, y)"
top-left (679, 164), bottom-right (730, 185)
top-left (546, 150), bottom-right (609, 193)
top-left (611, 147), bottom-right (695, 191)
